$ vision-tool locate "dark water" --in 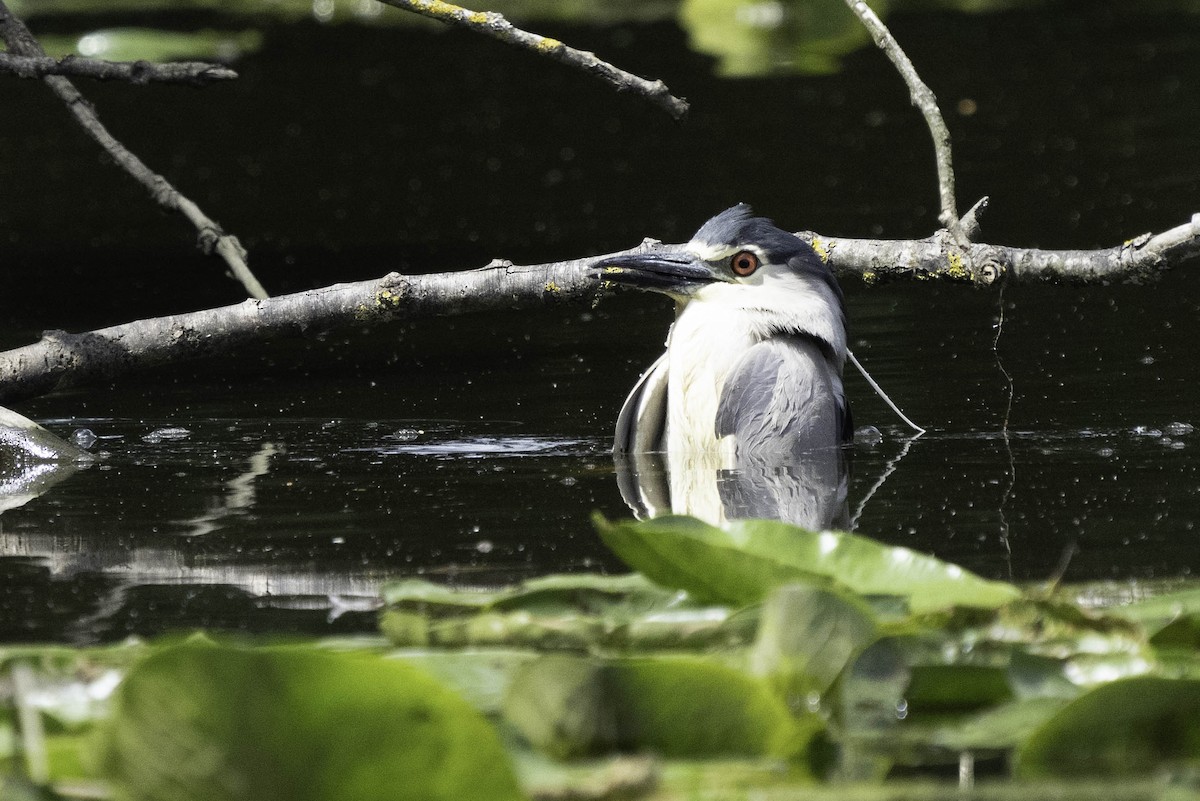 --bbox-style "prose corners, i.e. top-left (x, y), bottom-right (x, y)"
top-left (1, 2), bottom-right (1198, 642)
